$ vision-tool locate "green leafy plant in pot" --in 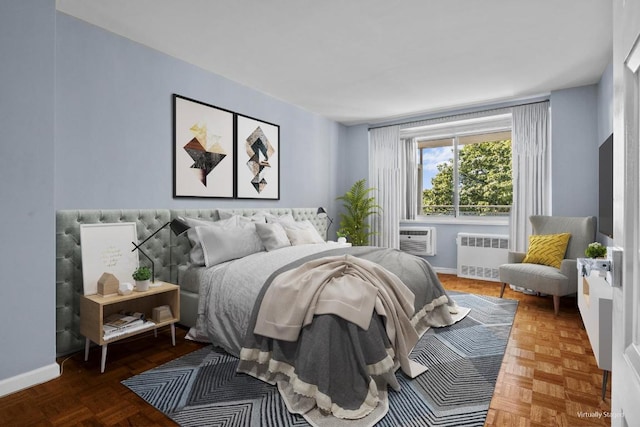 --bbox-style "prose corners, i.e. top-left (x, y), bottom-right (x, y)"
top-left (336, 179), bottom-right (381, 246)
top-left (585, 242), bottom-right (607, 258)
top-left (132, 266), bottom-right (152, 291)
